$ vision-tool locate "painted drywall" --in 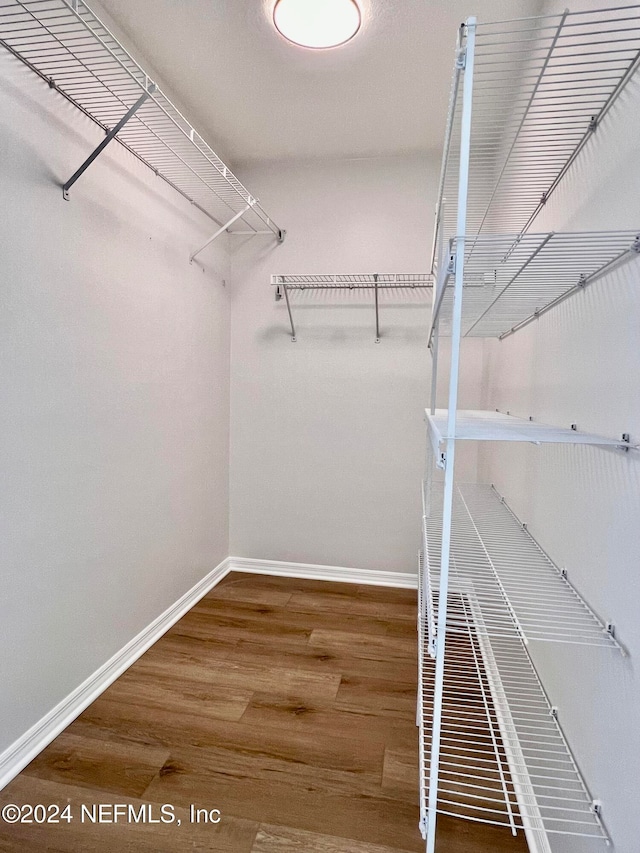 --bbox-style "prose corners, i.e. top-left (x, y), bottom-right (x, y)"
top-left (0, 54), bottom-right (231, 753)
top-left (478, 49), bottom-right (640, 853)
top-left (228, 155), bottom-right (485, 573)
